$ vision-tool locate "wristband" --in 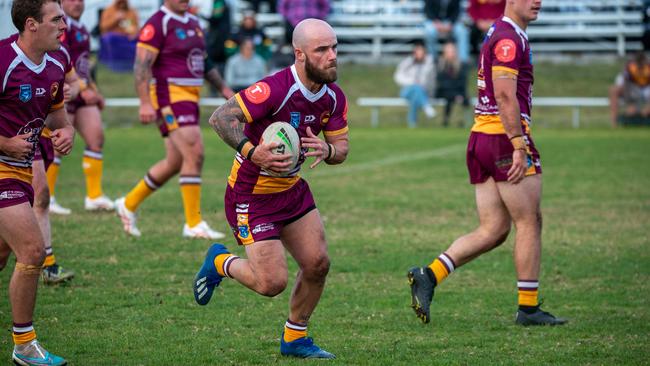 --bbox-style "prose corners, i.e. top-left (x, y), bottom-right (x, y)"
top-left (326, 143), bottom-right (336, 161)
top-left (247, 146), bottom-right (256, 160)
top-left (237, 138), bottom-right (256, 159)
top-left (510, 135), bottom-right (526, 151)
top-left (325, 143), bottom-right (333, 160)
